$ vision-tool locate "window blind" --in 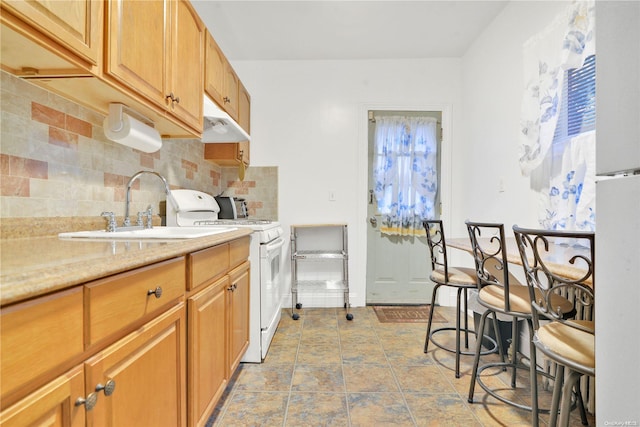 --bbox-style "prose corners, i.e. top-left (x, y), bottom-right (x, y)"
top-left (554, 54), bottom-right (596, 143)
